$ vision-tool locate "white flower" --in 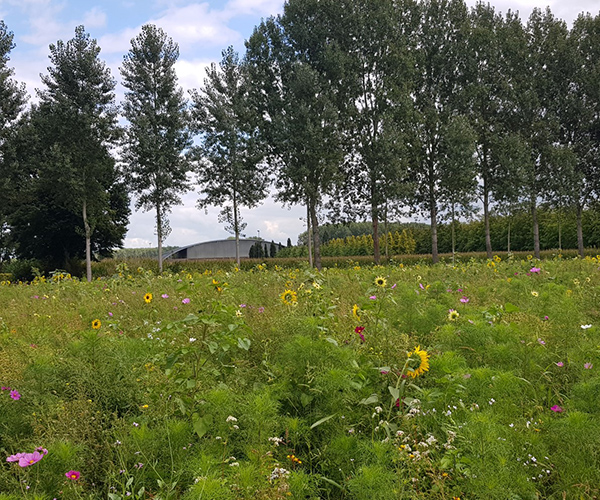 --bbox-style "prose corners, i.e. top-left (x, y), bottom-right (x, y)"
top-left (581, 324), bottom-right (592, 329)
top-left (226, 415), bottom-right (238, 423)
top-left (268, 437), bottom-right (284, 446)
top-left (189, 337), bottom-right (197, 342)
top-left (229, 462), bottom-right (239, 467)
